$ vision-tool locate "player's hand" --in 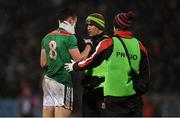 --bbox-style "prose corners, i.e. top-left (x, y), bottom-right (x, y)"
top-left (83, 38), bottom-right (93, 47)
top-left (64, 60), bottom-right (76, 72)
